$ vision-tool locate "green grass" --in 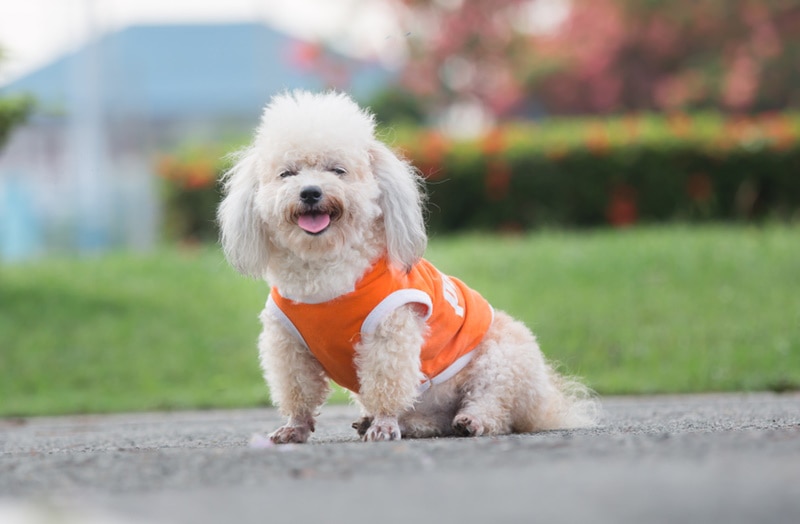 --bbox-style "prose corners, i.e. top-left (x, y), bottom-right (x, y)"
top-left (426, 225), bottom-right (800, 395)
top-left (0, 248), bottom-right (270, 416)
top-left (1, 224), bottom-right (798, 416)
